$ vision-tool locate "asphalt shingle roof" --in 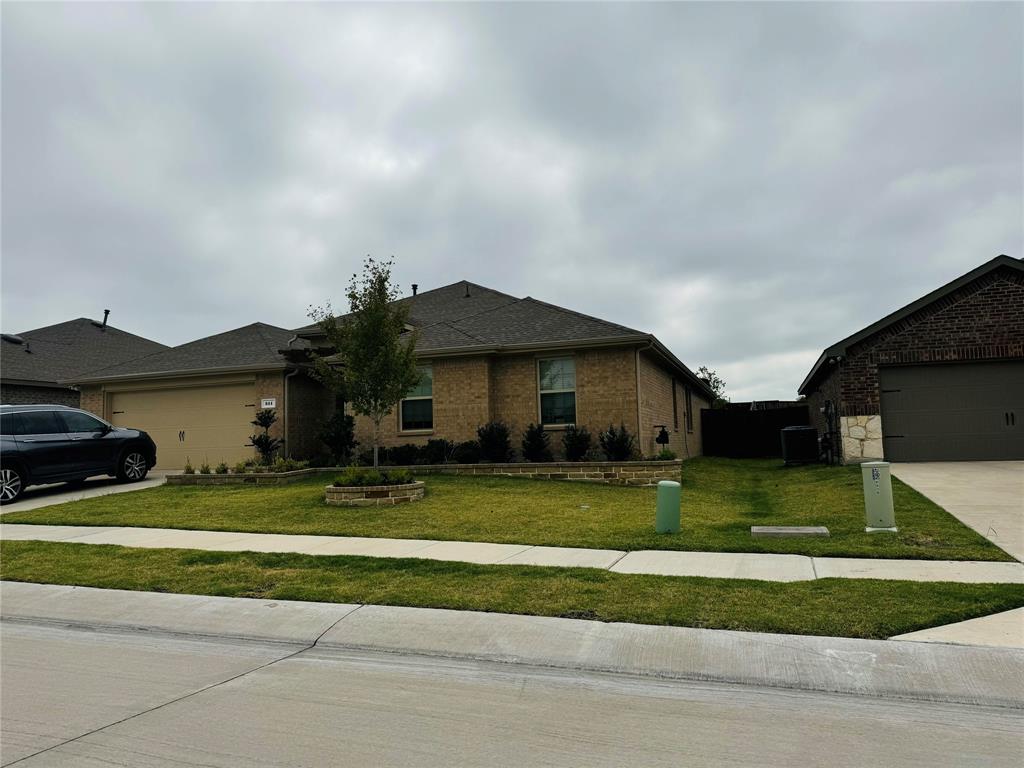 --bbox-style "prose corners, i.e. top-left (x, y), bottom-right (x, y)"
top-left (1, 318), bottom-right (168, 386)
top-left (74, 323), bottom-right (304, 382)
